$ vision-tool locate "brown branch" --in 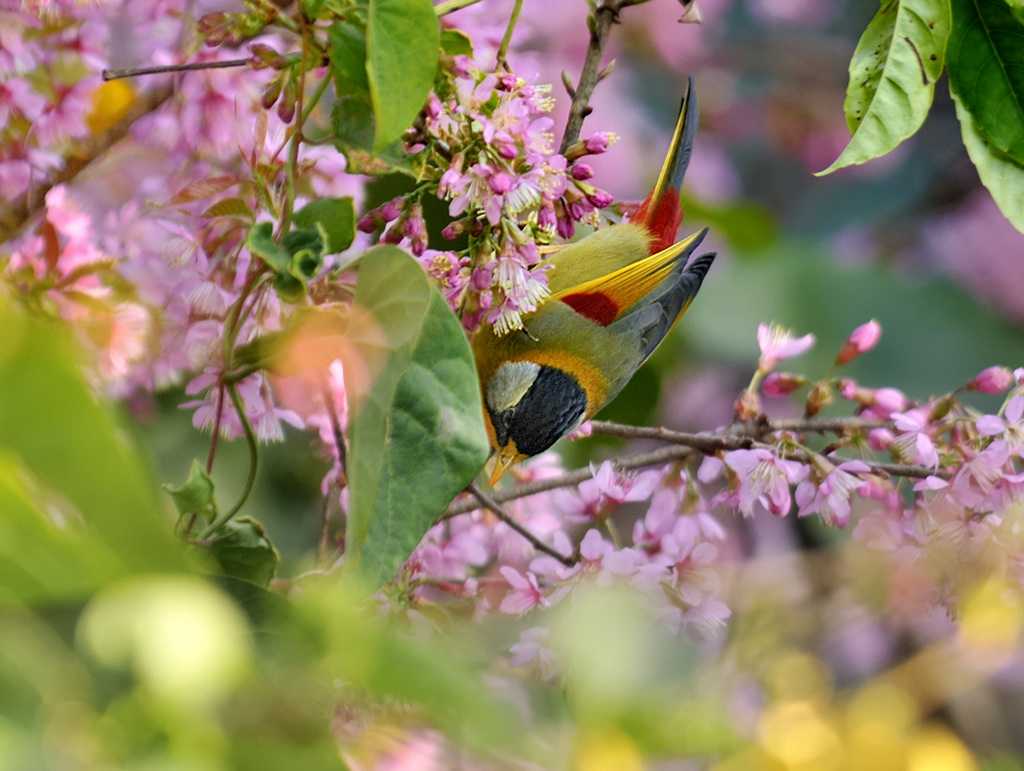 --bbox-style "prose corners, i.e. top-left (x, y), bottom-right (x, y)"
top-left (446, 416), bottom-right (948, 521)
top-left (588, 421), bottom-right (751, 452)
top-left (589, 417), bottom-right (889, 445)
top-left (591, 418), bottom-right (947, 480)
top-left (445, 445), bottom-right (697, 518)
top-left (0, 84), bottom-right (175, 243)
top-left (559, 0), bottom-right (643, 153)
top-left (467, 483), bottom-right (577, 567)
